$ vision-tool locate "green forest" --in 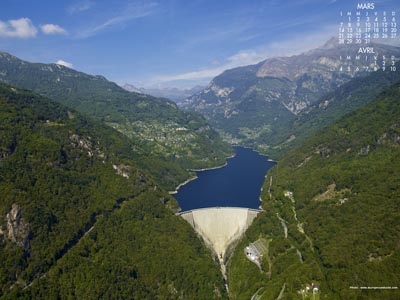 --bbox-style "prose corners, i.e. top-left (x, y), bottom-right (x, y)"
top-left (228, 80), bottom-right (400, 299)
top-left (0, 51), bottom-right (233, 190)
top-left (0, 84), bottom-right (226, 299)
top-left (267, 62), bottom-right (400, 159)
top-left (0, 46), bottom-right (399, 300)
